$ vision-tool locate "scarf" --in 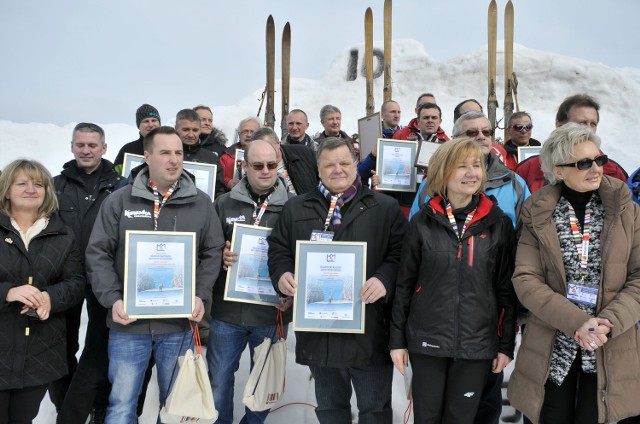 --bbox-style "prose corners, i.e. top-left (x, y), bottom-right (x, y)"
top-left (318, 177), bottom-right (361, 231)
